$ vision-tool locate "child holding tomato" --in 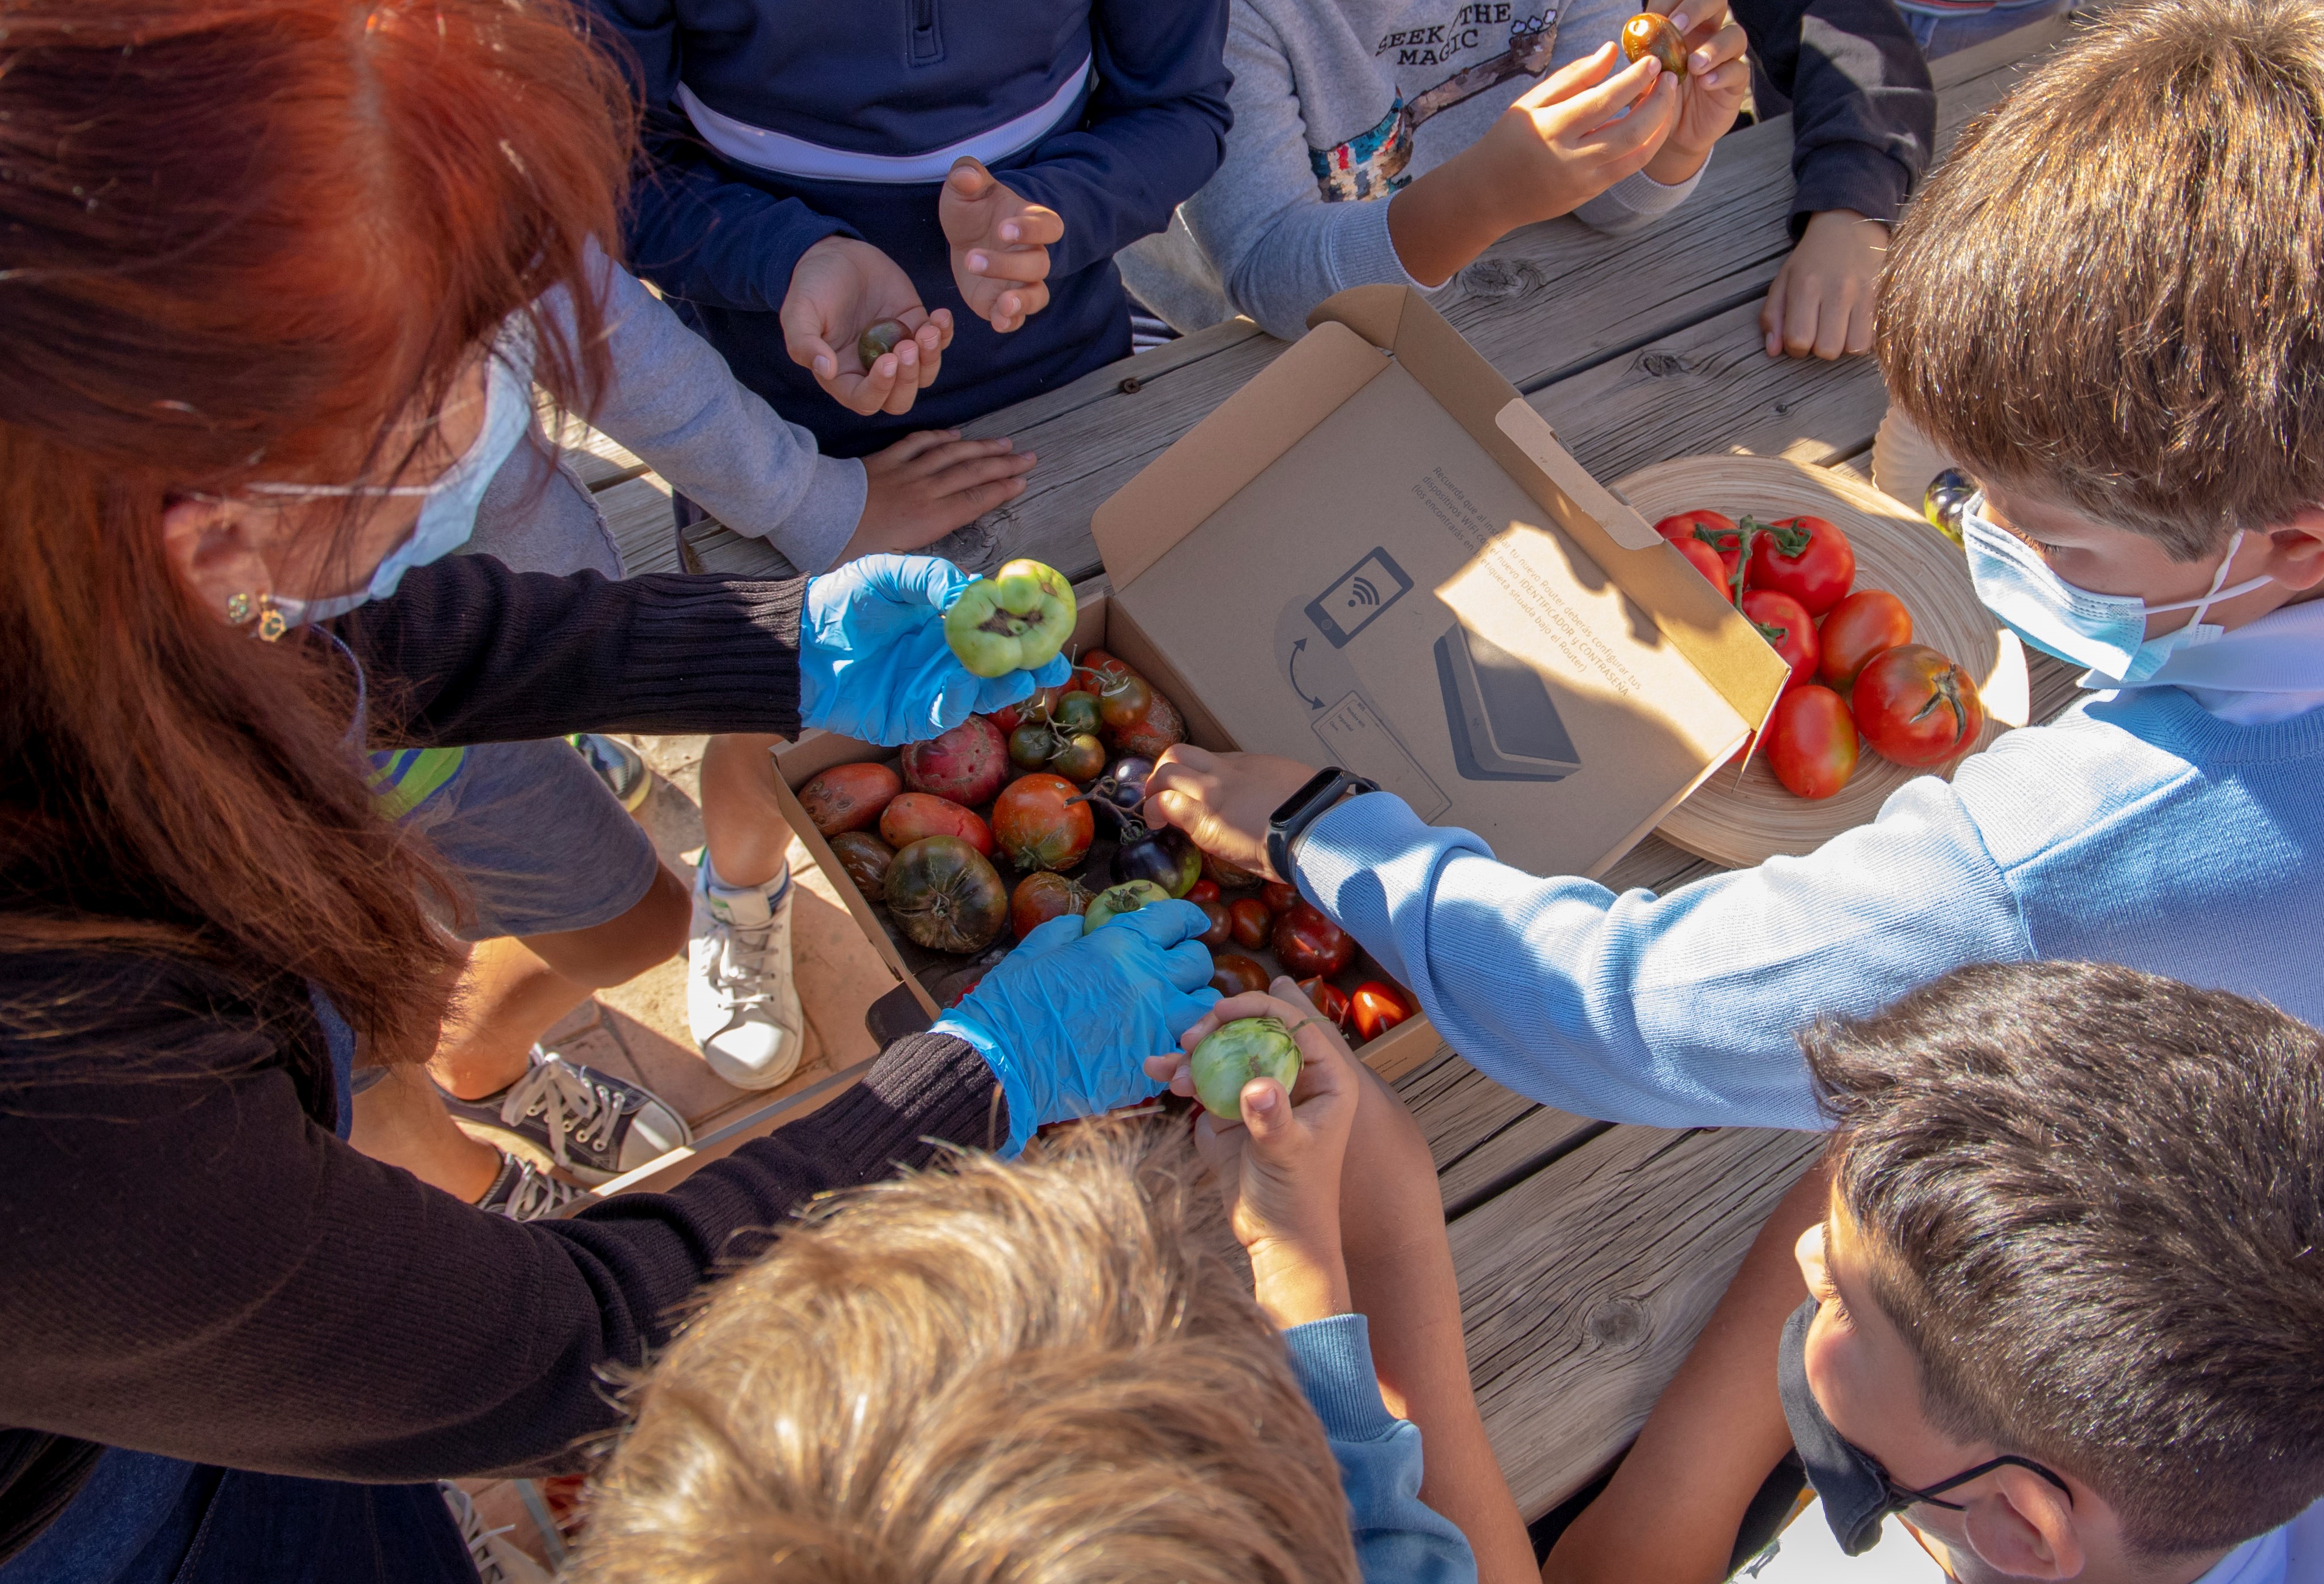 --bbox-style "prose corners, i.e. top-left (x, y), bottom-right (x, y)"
top-left (1145, 6), bottom-right (2324, 1570)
